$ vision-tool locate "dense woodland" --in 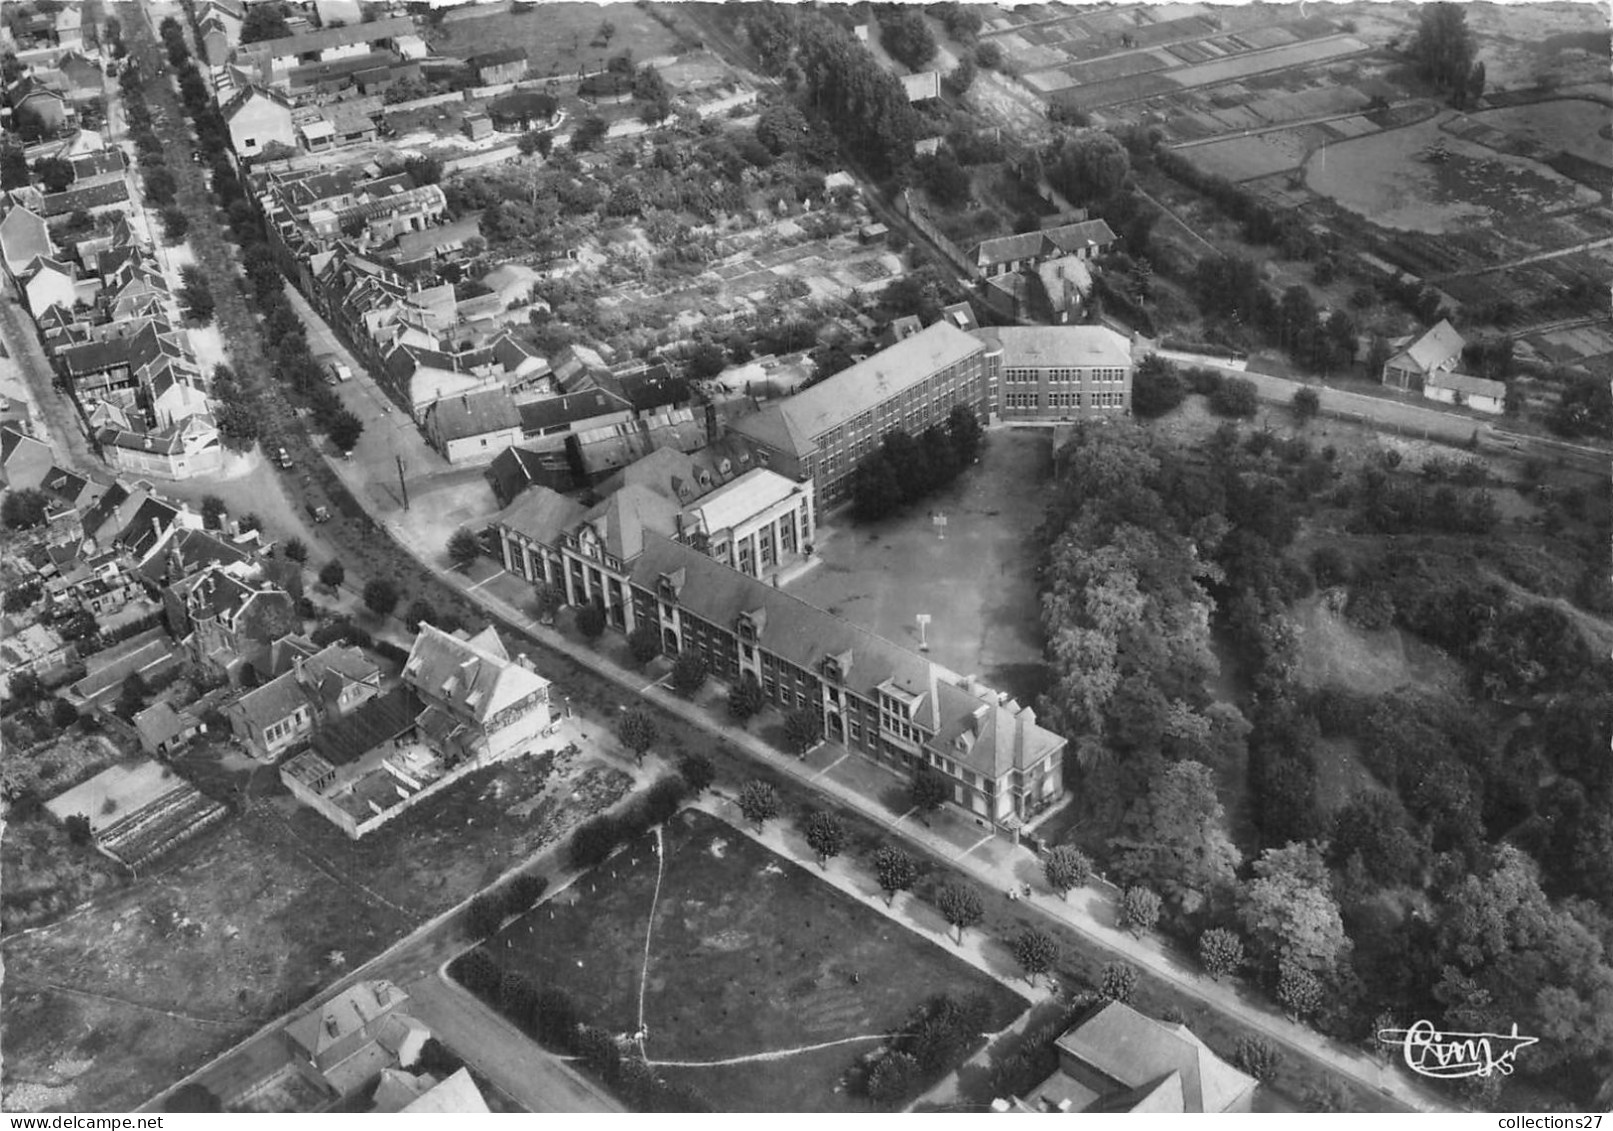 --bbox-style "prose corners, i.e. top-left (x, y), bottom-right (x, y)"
top-left (1036, 413), bottom-right (1613, 1108)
